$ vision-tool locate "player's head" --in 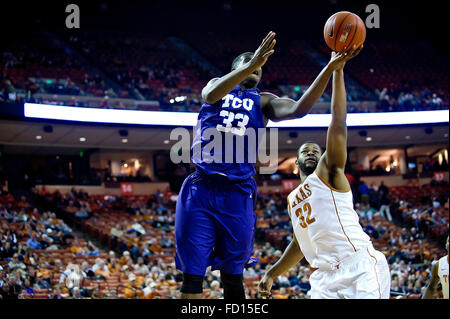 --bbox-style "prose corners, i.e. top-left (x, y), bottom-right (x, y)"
top-left (295, 141), bottom-right (323, 176)
top-left (231, 52), bottom-right (262, 89)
